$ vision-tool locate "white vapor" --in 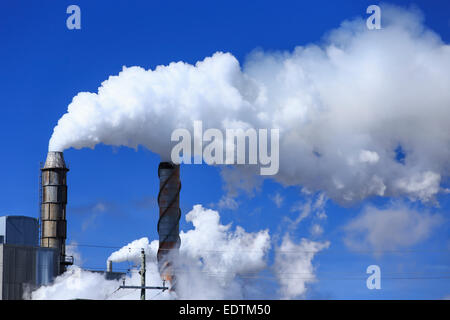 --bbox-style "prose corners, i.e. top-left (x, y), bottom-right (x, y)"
top-left (274, 236), bottom-right (330, 299)
top-left (107, 237), bottom-right (153, 264)
top-left (271, 192), bottom-right (284, 208)
top-left (343, 203), bottom-right (443, 253)
top-left (48, 5), bottom-right (450, 204)
top-left (31, 205), bottom-right (329, 300)
top-left (32, 205), bottom-right (277, 300)
top-left (31, 266), bottom-right (121, 300)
